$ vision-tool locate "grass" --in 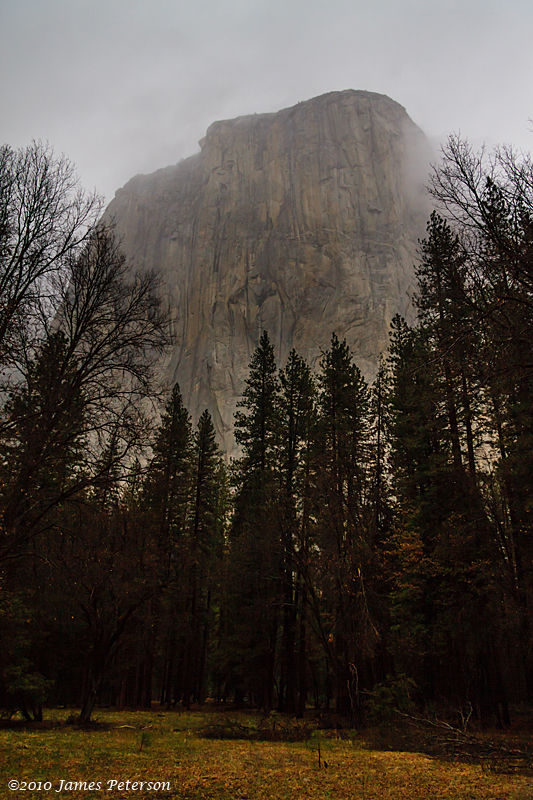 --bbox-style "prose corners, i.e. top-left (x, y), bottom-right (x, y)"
top-left (0, 709), bottom-right (531, 799)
